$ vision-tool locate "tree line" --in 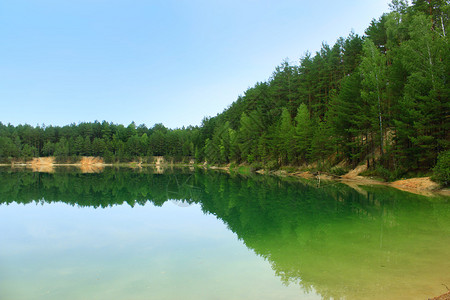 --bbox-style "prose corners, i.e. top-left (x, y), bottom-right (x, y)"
top-left (201, 0), bottom-right (449, 181)
top-left (0, 0), bottom-right (449, 181)
top-left (0, 121), bottom-right (200, 163)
